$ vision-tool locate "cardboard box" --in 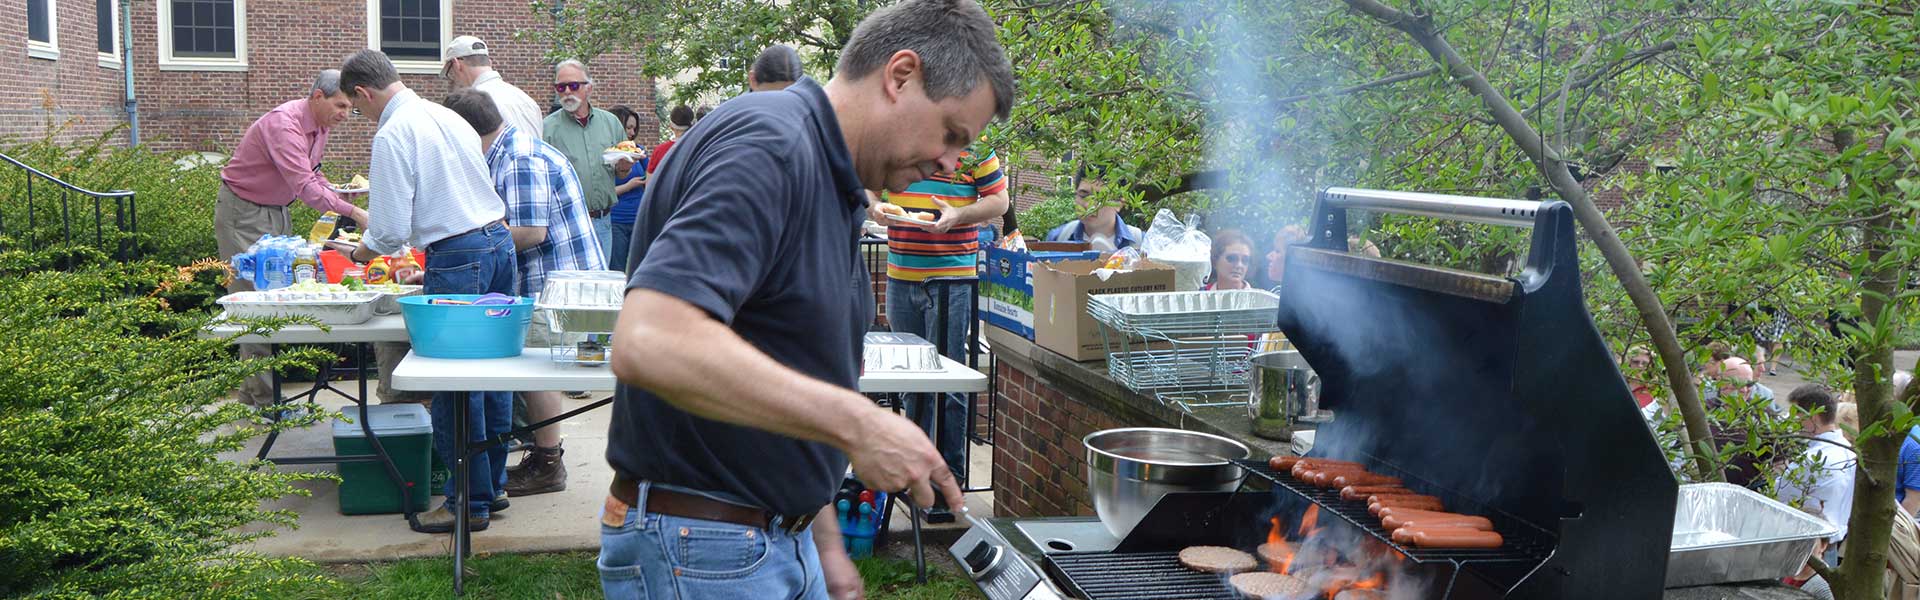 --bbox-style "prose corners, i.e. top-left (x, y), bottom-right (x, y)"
top-left (980, 241), bottom-right (1100, 339)
top-left (1031, 259), bottom-right (1177, 361)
